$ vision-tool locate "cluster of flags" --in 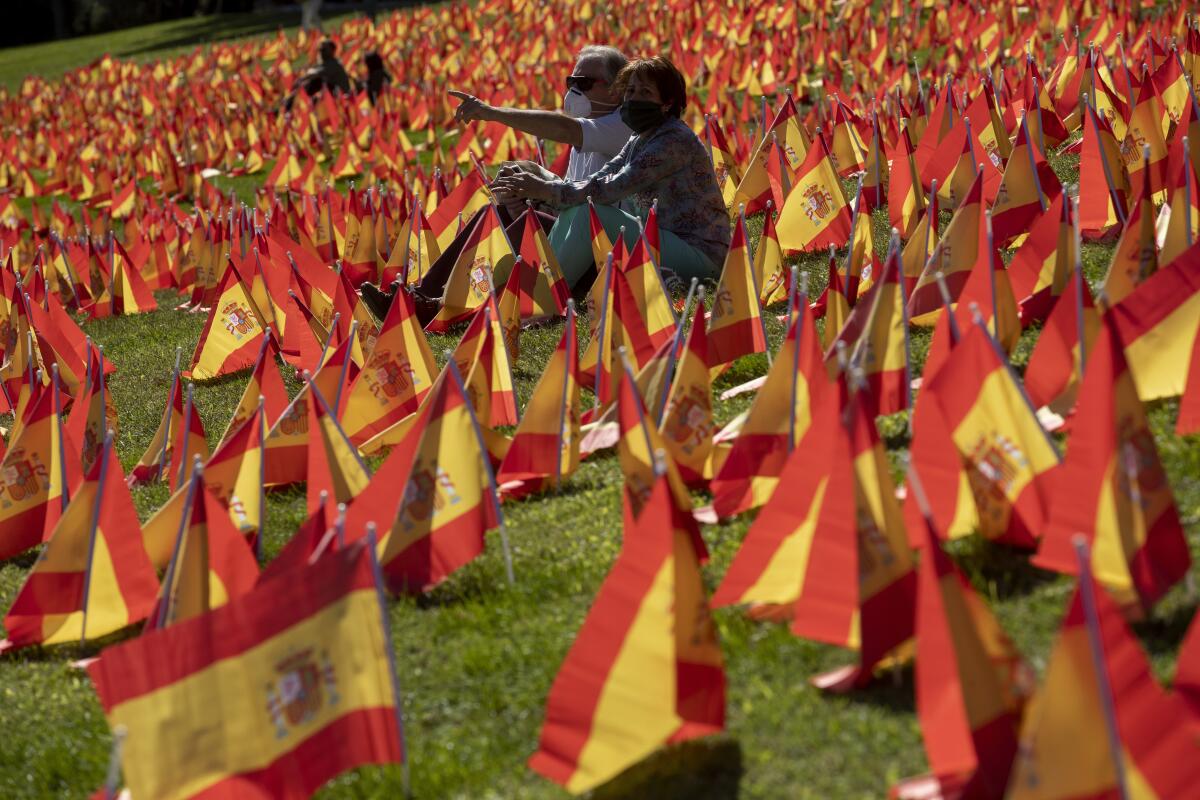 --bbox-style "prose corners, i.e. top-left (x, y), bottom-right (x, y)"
top-left (0, 0), bottom-right (1198, 796)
